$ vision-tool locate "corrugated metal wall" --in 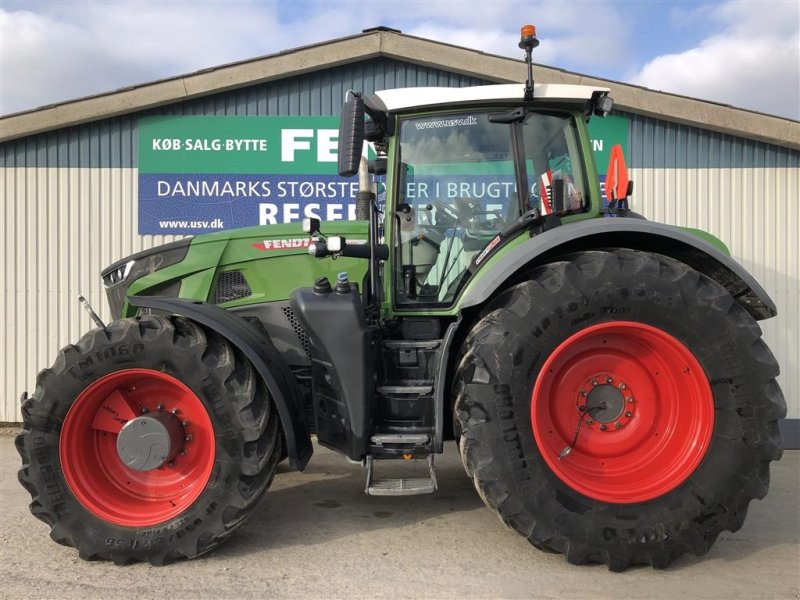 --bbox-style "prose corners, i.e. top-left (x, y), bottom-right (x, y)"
top-left (0, 167), bottom-right (154, 421)
top-left (626, 115), bottom-right (800, 430)
top-left (1, 59), bottom-right (798, 428)
top-left (1, 58), bottom-right (489, 169)
top-left (0, 58), bottom-right (490, 422)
